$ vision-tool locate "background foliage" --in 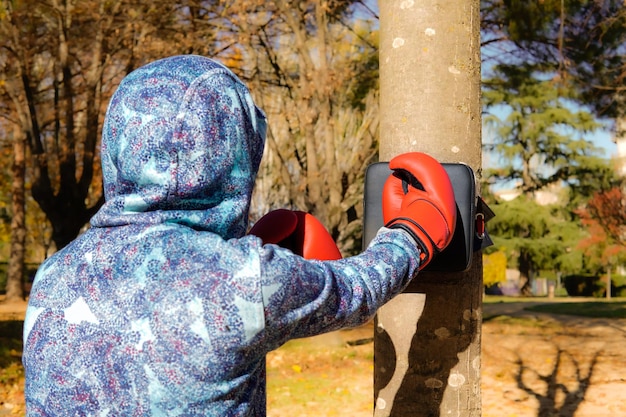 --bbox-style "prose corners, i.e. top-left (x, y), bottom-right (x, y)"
top-left (0, 0), bottom-right (625, 298)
